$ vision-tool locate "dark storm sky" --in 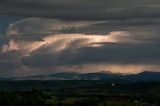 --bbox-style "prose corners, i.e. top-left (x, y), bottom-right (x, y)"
top-left (0, 0), bottom-right (160, 77)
